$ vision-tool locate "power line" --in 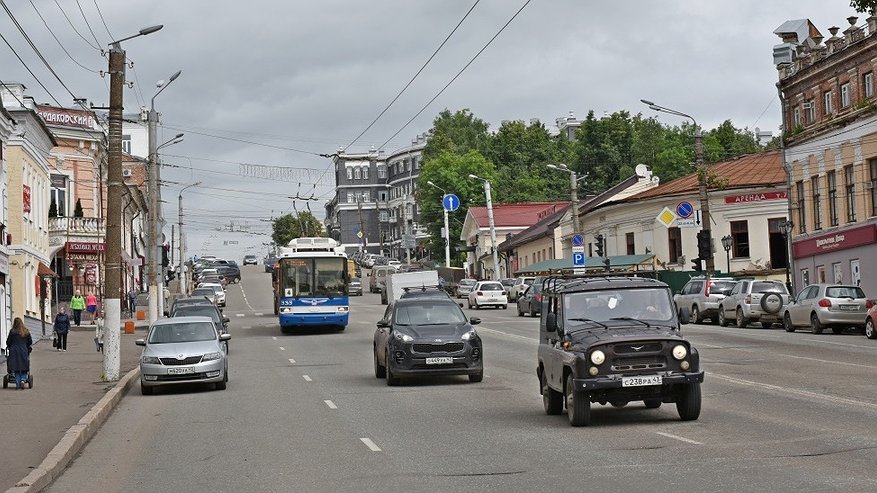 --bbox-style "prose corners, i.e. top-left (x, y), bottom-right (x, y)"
top-left (53, 0), bottom-right (99, 51)
top-left (378, 0), bottom-right (532, 151)
top-left (75, 0), bottom-right (103, 47)
top-left (344, 0), bottom-right (481, 152)
top-left (0, 29), bottom-right (64, 107)
top-left (92, 0), bottom-right (113, 39)
top-left (29, 0), bottom-right (99, 73)
top-left (160, 123), bottom-right (325, 156)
